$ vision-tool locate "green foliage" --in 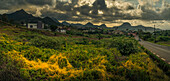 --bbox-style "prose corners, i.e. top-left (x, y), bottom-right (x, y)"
top-left (1, 14), bottom-right (9, 22)
top-left (50, 25), bottom-right (58, 32)
top-left (66, 30), bottom-right (84, 36)
top-left (0, 50), bottom-right (27, 81)
top-left (141, 32), bottom-right (152, 41)
top-left (109, 37), bottom-right (139, 55)
top-left (141, 46), bottom-right (170, 76)
top-left (157, 36), bottom-right (170, 42)
top-left (0, 27), bottom-right (169, 81)
top-left (140, 31), bottom-right (170, 44)
top-left (30, 35), bottom-right (62, 50)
